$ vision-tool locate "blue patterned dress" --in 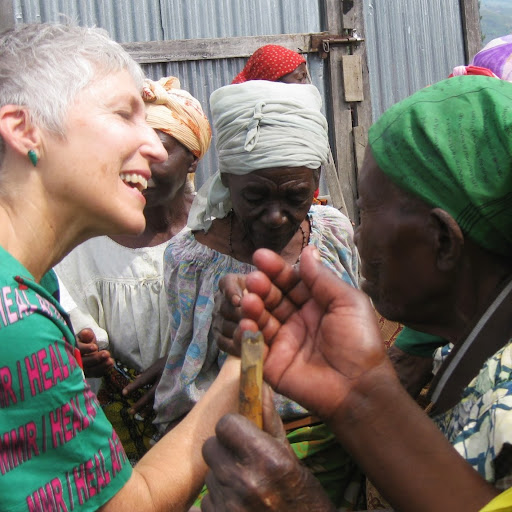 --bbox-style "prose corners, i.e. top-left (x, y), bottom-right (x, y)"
top-left (434, 340), bottom-right (512, 489)
top-left (154, 205), bottom-right (359, 430)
